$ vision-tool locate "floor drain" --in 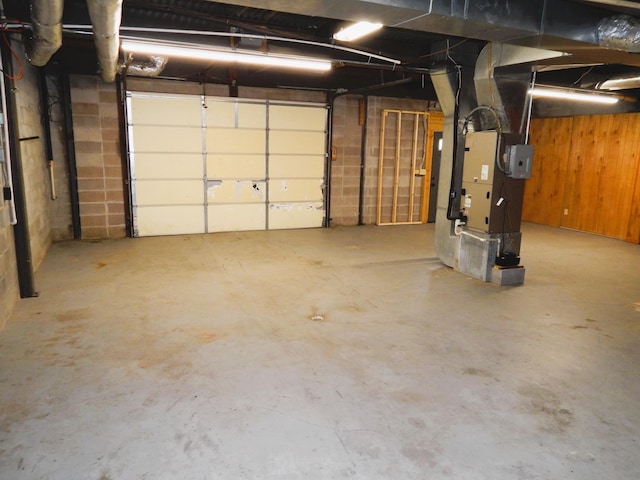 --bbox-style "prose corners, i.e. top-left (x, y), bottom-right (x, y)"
top-left (310, 314), bottom-right (324, 322)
